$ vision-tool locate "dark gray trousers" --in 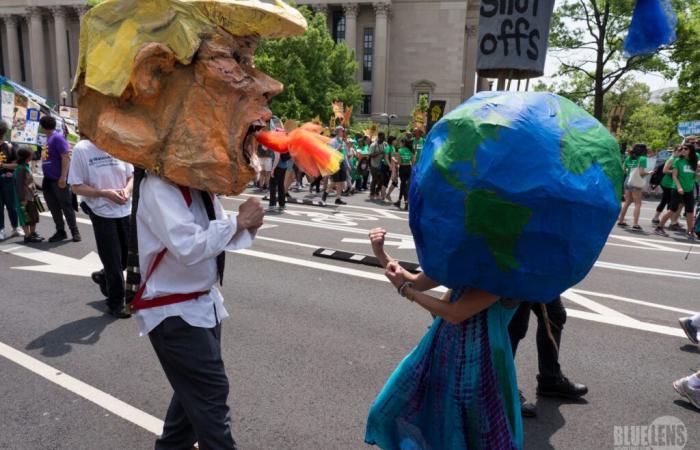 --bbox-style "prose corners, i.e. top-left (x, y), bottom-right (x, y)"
top-left (42, 178), bottom-right (78, 235)
top-left (149, 316), bottom-right (237, 450)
